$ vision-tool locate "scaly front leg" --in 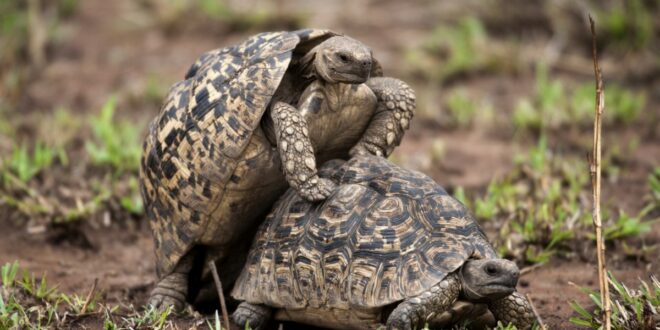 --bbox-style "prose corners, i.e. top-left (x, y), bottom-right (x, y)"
top-left (350, 77), bottom-right (415, 157)
top-left (386, 274), bottom-right (460, 330)
top-left (271, 101), bottom-right (336, 202)
top-left (488, 291), bottom-right (536, 330)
